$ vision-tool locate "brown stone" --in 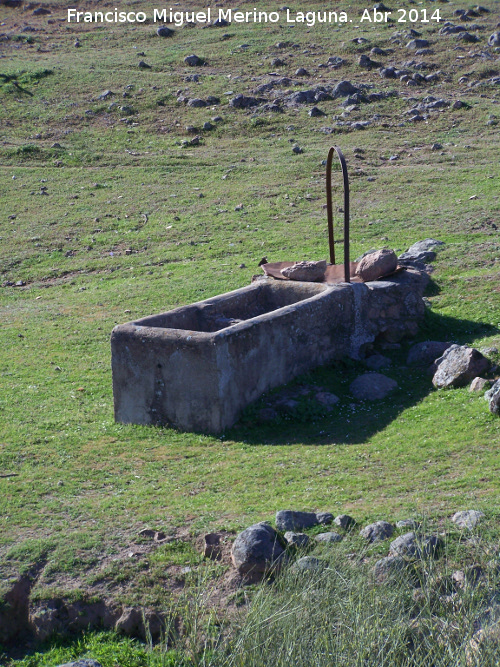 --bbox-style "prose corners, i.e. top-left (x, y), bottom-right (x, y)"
top-left (355, 249), bottom-right (398, 282)
top-left (280, 260), bottom-right (327, 282)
